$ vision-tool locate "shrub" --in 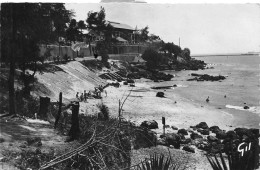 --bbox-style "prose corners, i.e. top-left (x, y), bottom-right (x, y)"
top-left (134, 154), bottom-right (181, 170)
top-left (97, 102), bottom-right (110, 121)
